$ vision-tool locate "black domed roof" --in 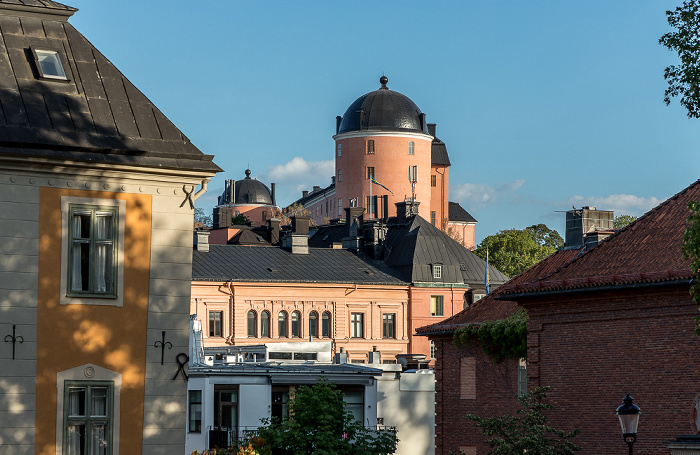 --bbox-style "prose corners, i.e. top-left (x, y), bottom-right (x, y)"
top-left (337, 77), bottom-right (428, 135)
top-left (234, 169), bottom-right (273, 205)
